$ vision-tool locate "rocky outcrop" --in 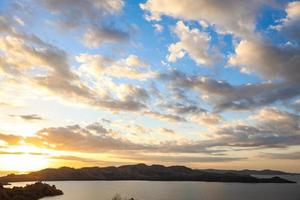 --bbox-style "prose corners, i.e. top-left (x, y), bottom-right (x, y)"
top-left (0, 182), bottom-right (63, 200)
